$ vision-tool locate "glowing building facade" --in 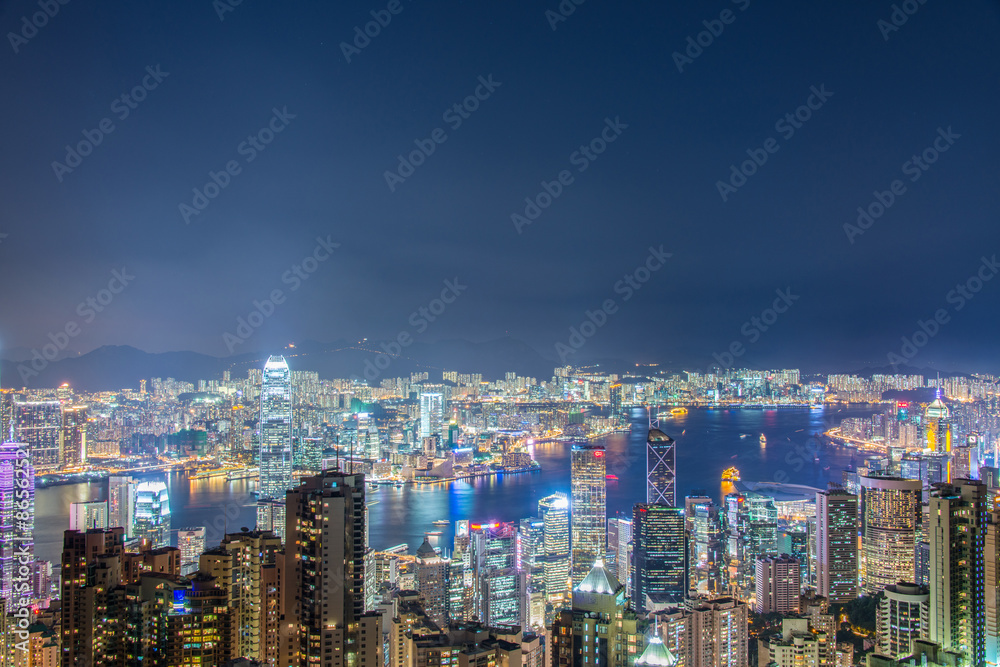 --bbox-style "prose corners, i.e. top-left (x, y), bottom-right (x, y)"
top-left (134, 481), bottom-right (171, 548)
top-left (0, 443), bottom-right (33, 615)
top-left (571, 444), bottom-right (607, 588)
